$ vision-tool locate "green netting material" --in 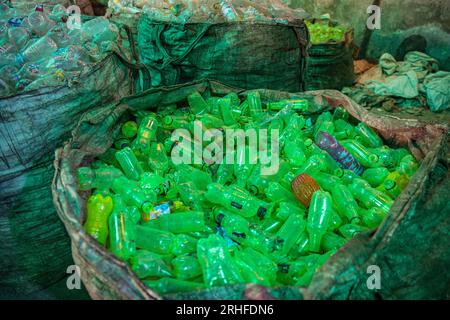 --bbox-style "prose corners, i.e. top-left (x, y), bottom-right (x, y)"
top-left (136, 15), bottom-right (309, 91)
top-left (53, 79), bottom-right (448, 300)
